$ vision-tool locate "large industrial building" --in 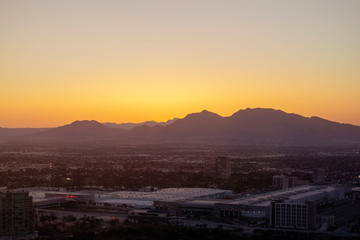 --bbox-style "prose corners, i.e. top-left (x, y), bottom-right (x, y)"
top-left (270, 200), bottom-right (317, 229)
top-left (32, 191), bottom-right (95, 208)
top-left (28, 185), bottom-right (344, 230)
top-left (96, 188), bottom-right (232, 209)
top-left (154, 185), bottom-right (344, 220)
